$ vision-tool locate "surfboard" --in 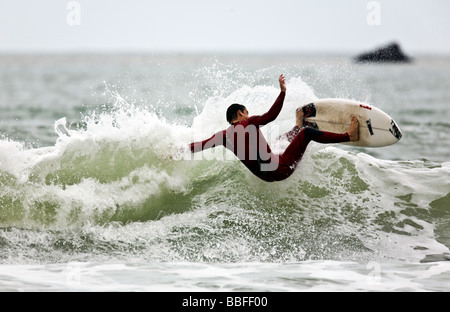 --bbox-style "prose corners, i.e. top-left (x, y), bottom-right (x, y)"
top-left (301, 99), bottom-right (402, 147)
